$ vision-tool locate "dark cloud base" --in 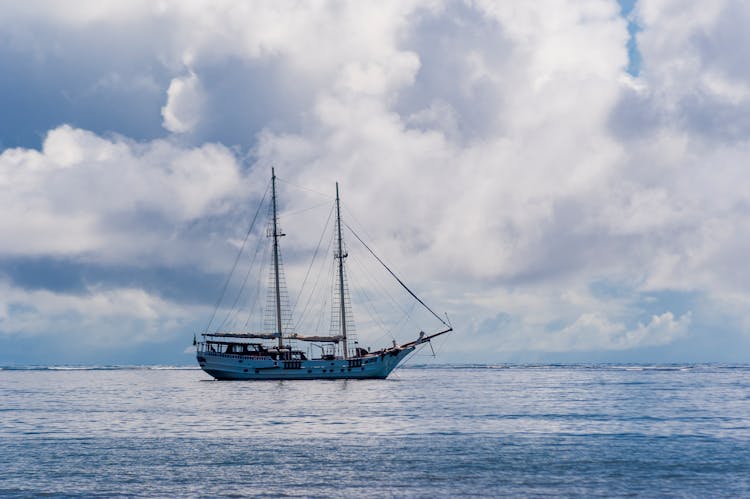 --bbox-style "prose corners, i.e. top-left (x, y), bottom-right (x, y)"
top-left (0, 256), bottom-right (225, 305)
